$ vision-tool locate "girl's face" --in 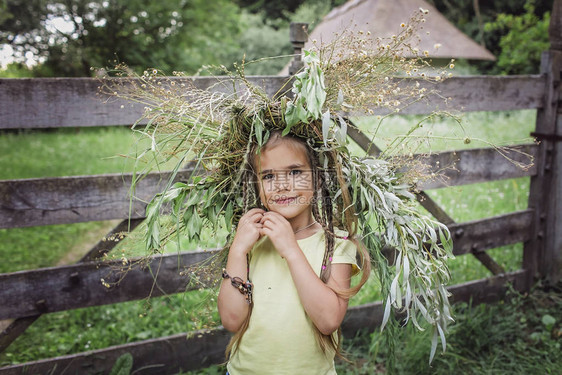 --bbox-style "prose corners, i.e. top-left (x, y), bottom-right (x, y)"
top-left (256, 140), bottom-right (315, 226)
